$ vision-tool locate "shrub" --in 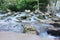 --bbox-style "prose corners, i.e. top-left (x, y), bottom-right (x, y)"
top-left (7, 4), bottom-right (18, 12)
top-left (0, 0), bottom-right (49, 12)
top-left (39, 0), bottom-right (49, 12)
top-left (0, 0), bottom-right (7, 12)
top-left (7, 0), bottom-right (38, 12)
top-left (1, 3), bottom-right (7, 11)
